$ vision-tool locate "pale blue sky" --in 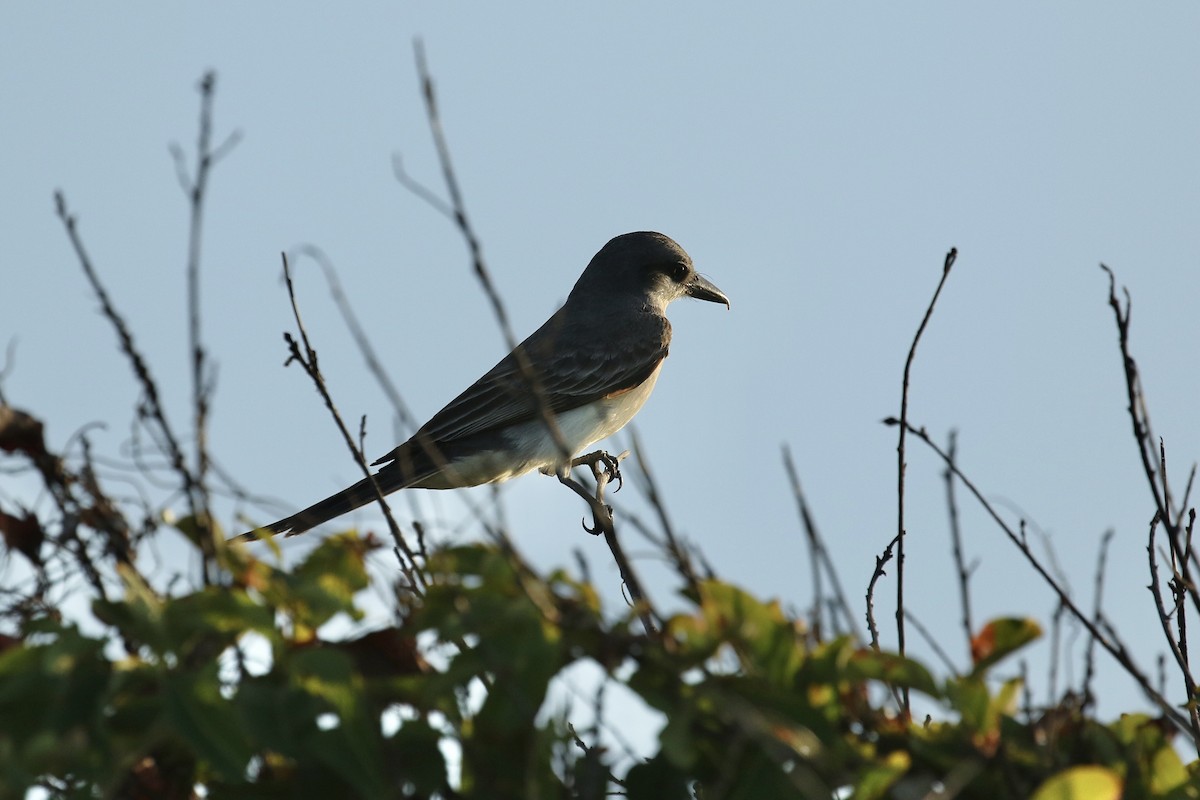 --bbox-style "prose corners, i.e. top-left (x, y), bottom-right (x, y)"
top-left (5, 3), bottom-right (1200, 731)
